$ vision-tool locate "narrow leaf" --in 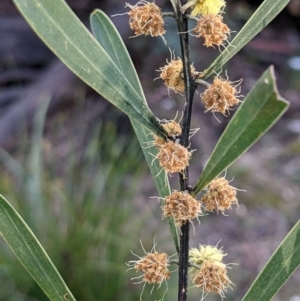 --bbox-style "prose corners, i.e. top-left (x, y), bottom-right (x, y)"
top-left (202, 0), bottom-right (290, 79)
top-left (193, 66), bottom-right (289, 195)
top-left (242, 220), bottom-right (300, 301)
top-left (131, 120), bottom-right (180, 253)
top-left (12, 0), bottom-right (165, 138)
top-left (90, 11), bottom-right (179, 252)
top-left (90, 10), bottom-right (144, 98)
top-left (0, 195), bottom-right (76, 301)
